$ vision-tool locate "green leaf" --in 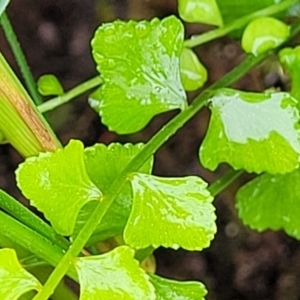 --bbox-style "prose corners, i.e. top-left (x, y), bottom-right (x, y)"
top-left (150, 274), bottom-right (207, 300)
top-left (0, 130), bottom-right (5, 143)
top-left (0, 248), bottom-right (41, 299)
top-left (73, 143), bottom-right (153, 244)
top-left (236, 170), bottom-right (300, 239)
top-left (90, 16), bottom-right (187, 134)
top-left (178, 0), bottom-right (223, 27)
top-left (74, 245), bottom-right (156, 300)
top-left (124, 174), bottom-right (216, 251)
top-left (16, 139), bottom-right (102, 236)
top-left (180, 48), bottom-right (208, 92)
top-left (279, 46), bottom-right (300, 105)
top-left (199, 88), bottom-right (300, 174)
top-left (0, 233), bottom-right (31, 259)
top-left (37, 74), bottom-right (64, 96)
top-left (241, 17), bottom-right (290, 56)
top-left (85, 143), bottom-right (153, 193)
top-left (0, 0), bottom-right (9, 17)
top-left (216, 0), bottom-right (295, 24)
